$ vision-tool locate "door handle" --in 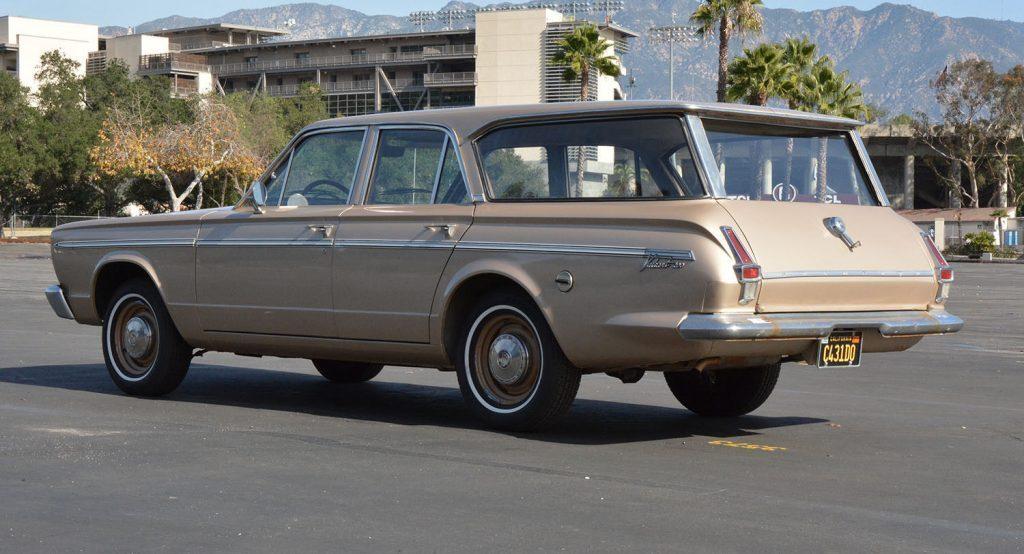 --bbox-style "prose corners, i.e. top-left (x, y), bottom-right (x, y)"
top-left (307, 224), bottom-right (336, 239)
top-left (424, 224), bottom-right (453, 239)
